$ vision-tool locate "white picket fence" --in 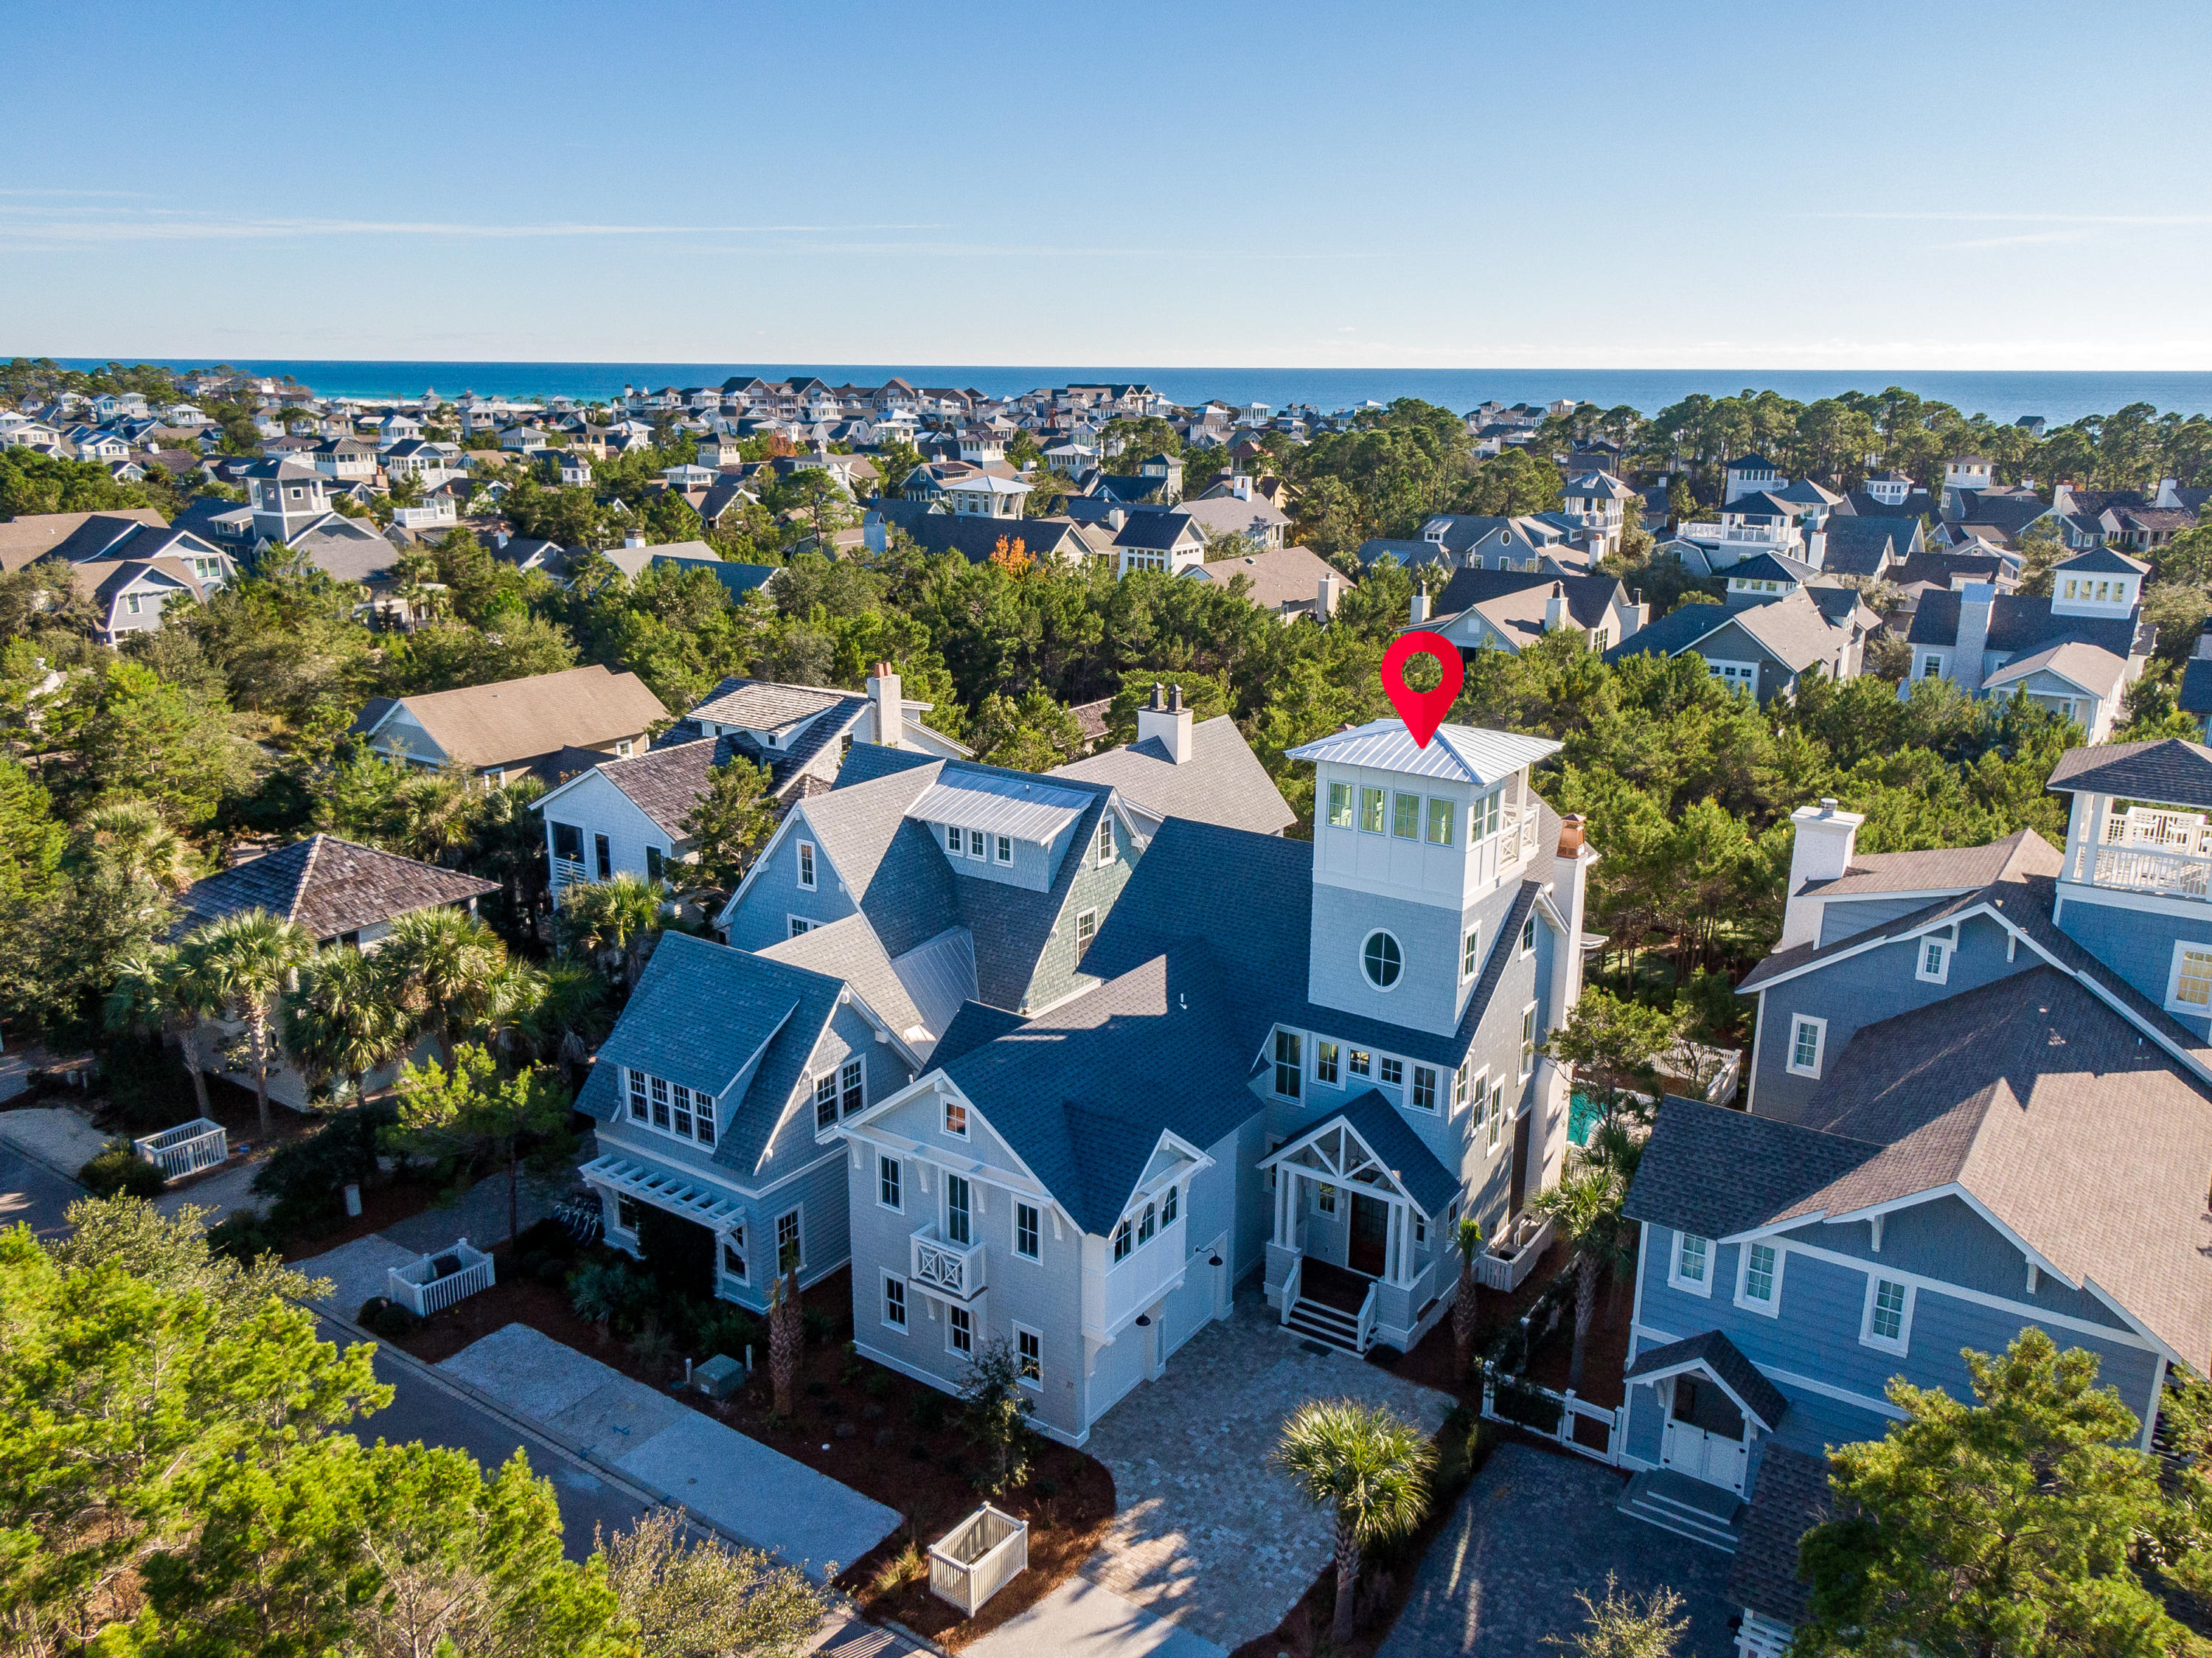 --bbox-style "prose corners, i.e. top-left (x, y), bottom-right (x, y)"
top-left (386, 1238), bottom-right (496, 1317)
top-left (1478, 1363), bottom-right (1626, 1466)
top-left (929, 1504), bottom-right (1027, 1615)
top-left (132, 1118), bottom-right (227, 1179)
